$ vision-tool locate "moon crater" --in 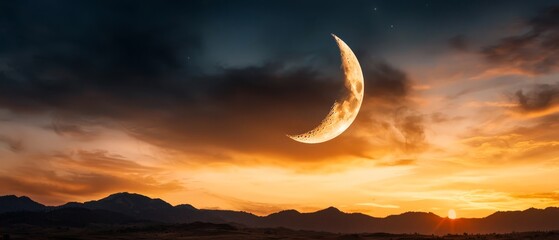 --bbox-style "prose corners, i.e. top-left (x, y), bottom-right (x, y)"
top-left (288, 34), bottom-right (365, 144)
